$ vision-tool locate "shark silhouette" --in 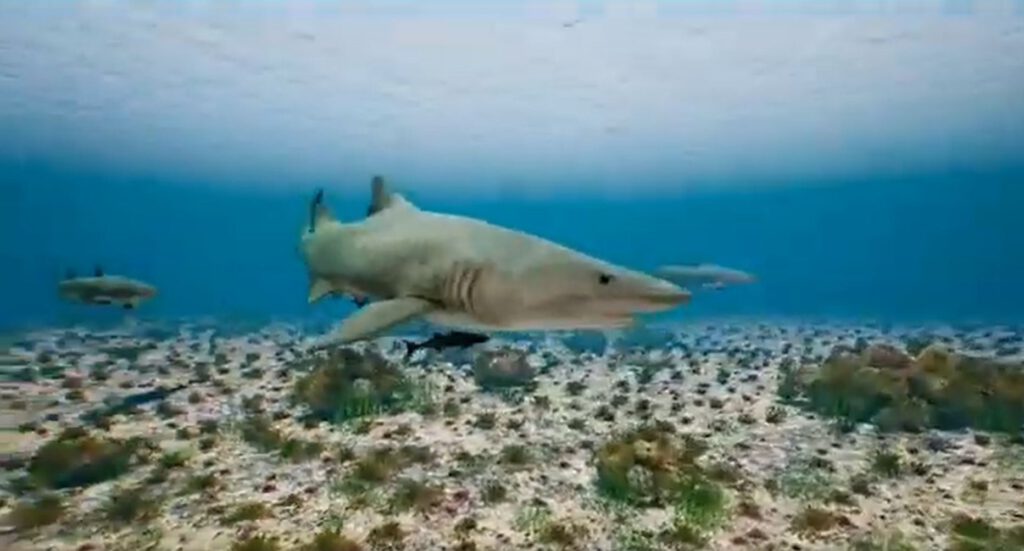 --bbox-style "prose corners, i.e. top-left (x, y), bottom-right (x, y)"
top-left (300, 177), bottom-right (690, 348)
